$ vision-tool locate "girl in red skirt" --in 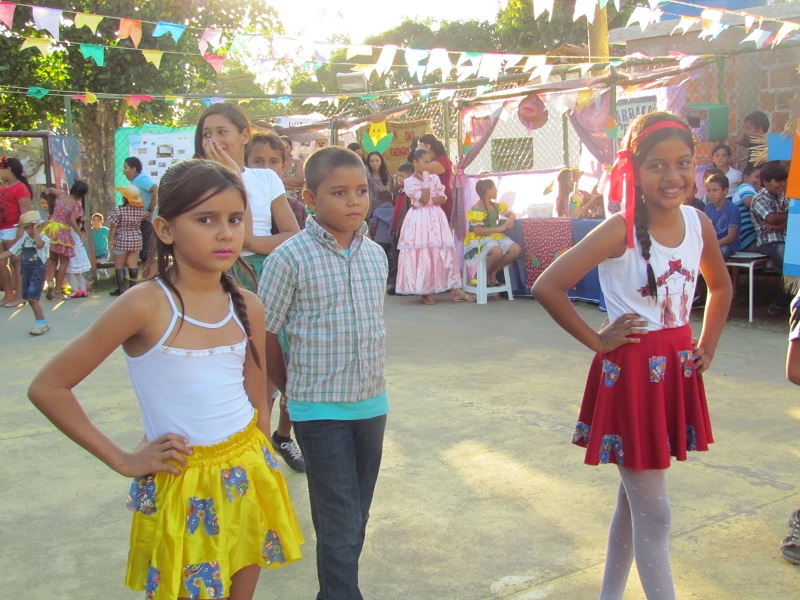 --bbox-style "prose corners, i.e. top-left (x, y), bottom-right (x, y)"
top-left (533, 112), bottom-right (731, 599)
